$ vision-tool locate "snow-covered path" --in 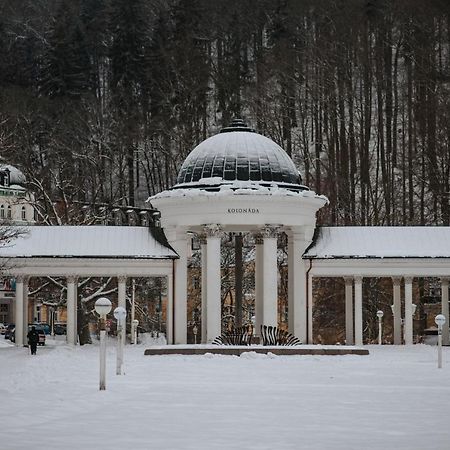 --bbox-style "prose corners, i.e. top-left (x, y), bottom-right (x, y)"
top-left (1, 338), bottom-right (449, 450)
